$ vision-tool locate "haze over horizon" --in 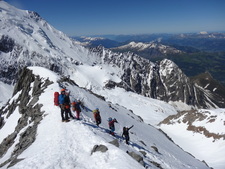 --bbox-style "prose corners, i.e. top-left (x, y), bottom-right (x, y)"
top-left (4, 0), bottom-right (225, 36)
